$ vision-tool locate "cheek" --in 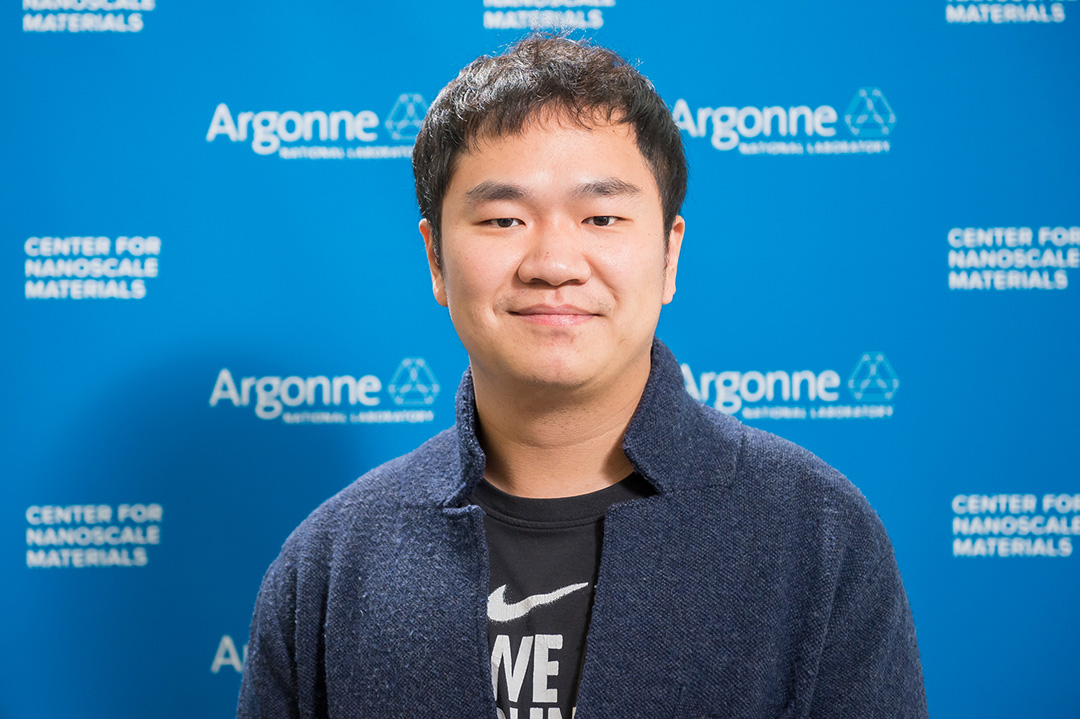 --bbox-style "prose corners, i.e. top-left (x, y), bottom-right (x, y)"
top-left (441, 244), bottom-right (513, 312)
top-left (595, 237), bottom-right (669, 294)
